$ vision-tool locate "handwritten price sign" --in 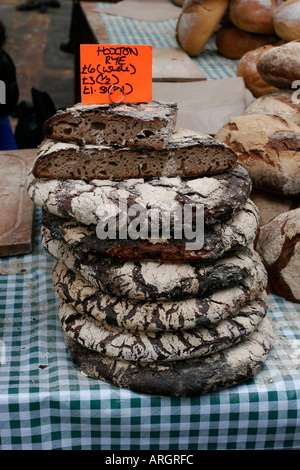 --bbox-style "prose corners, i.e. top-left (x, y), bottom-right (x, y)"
top-left (80, 44), bottom-right (153, 104)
